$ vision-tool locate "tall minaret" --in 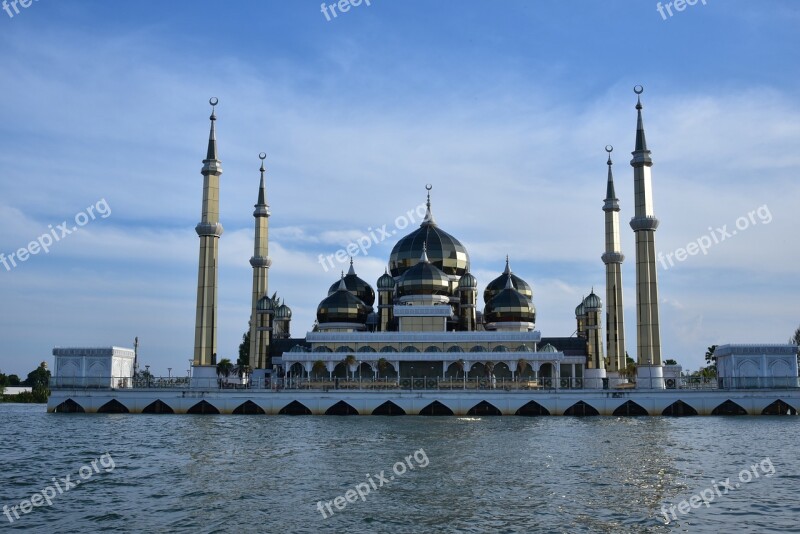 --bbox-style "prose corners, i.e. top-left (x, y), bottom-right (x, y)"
top-left (248, 153), bottom-right (272, 370)
top-left (629, 86), bottom-right (664, 388)
top-left (193, 98), bottom-right (224, 368)
top-left (601, 146), bottom-right (626, 383)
